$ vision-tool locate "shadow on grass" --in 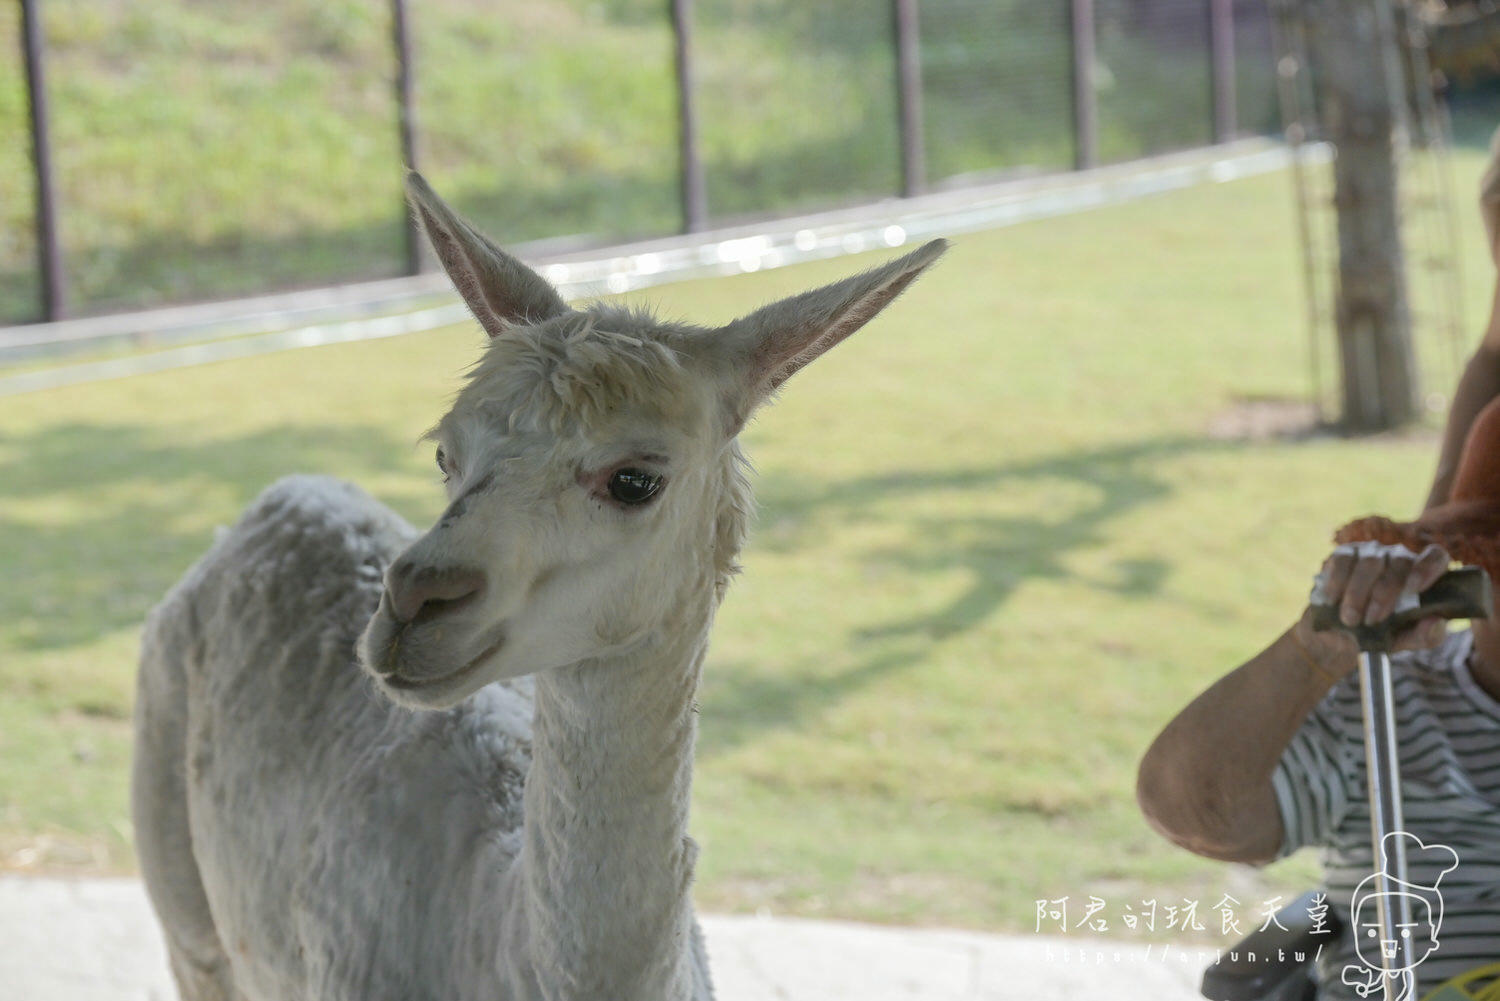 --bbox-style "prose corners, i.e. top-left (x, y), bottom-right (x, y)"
top-left (698, 433), bottom-right (1234, 758)
top-left (0, 421), bottom-right (423, 653)
top-left (6, 421), bottom-right (1235, 754)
